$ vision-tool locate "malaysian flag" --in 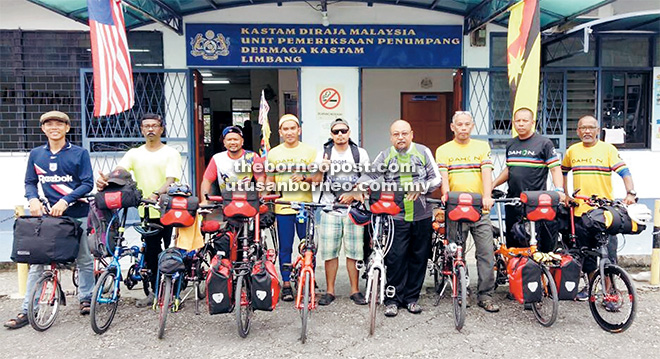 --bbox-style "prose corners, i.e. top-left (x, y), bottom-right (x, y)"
top-left (88, 0), bottom-right (134, 117)
top-left (258, 90), bottom-right (271, 156)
